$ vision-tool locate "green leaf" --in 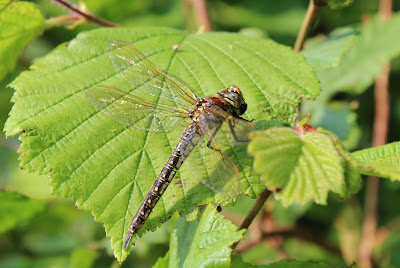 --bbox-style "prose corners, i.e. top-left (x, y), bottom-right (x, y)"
top-left (0, 1), bottom-right (44, 82)
top-left (163, 204), bottom-right (244, 268)
top-left (153, 252), bottom-right (169, 268)
top-left (248, 128), bottom-right (346, 206)
top-left (0, 191), bottom-right (46, 233)
top-left (326, 0), bottom-right (354, 10)
top-left (318, 13), bottom-right (400, 96)
top-left (302, 101), bottom-right (362, 151)
top-left (70, 248), bottom-right (99, 268)
top-left (302, 28), bottom-right (358, 70)
top-left (351, 142), bottom-right (400, 180)
top-left (4, 27), bottom-right (320, 261)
